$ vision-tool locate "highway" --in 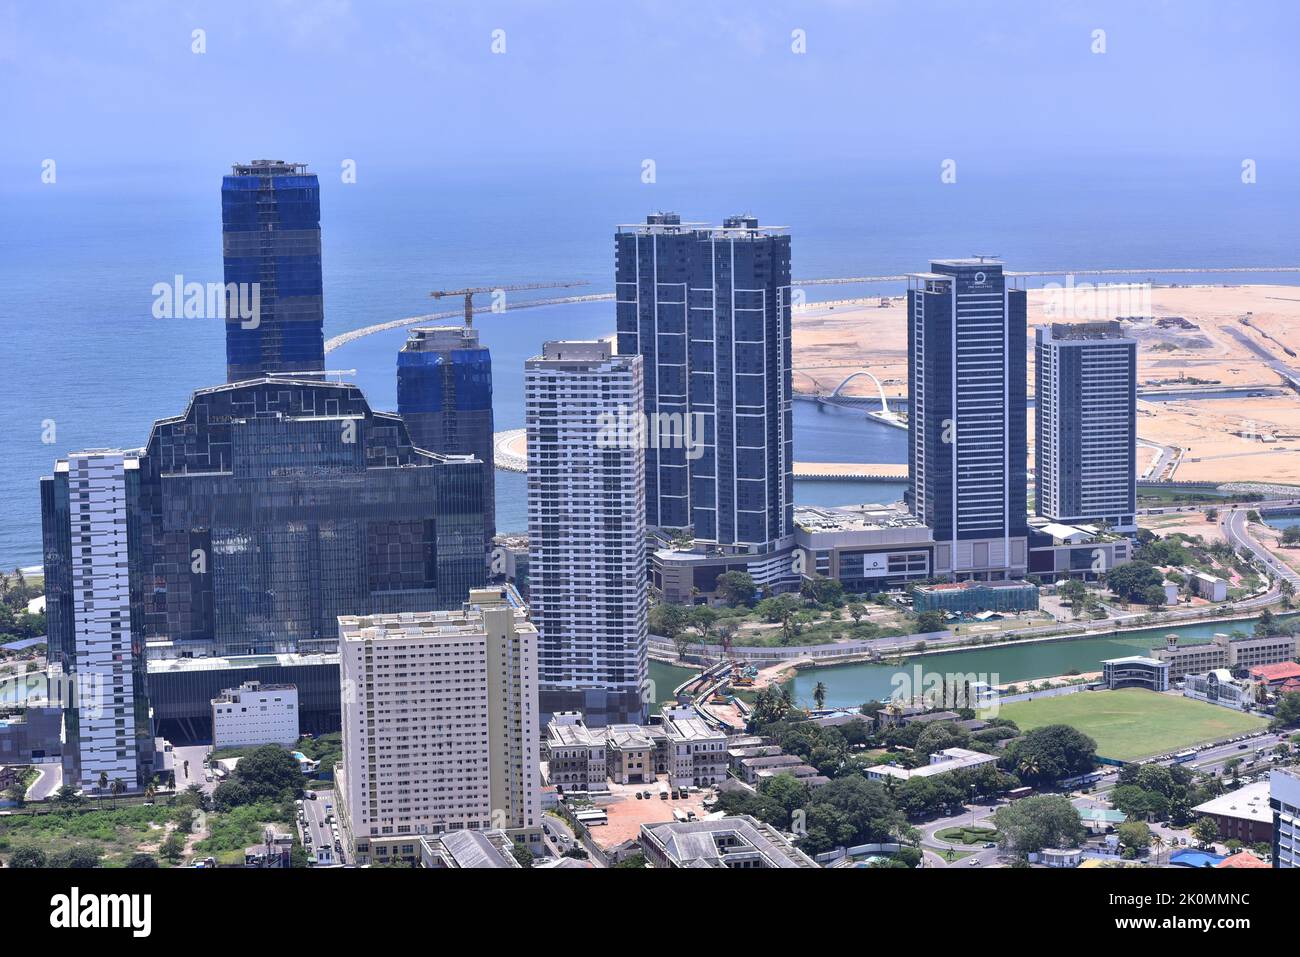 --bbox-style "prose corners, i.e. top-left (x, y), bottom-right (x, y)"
top-left (1221, 506), bottom-right (1300, 591)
